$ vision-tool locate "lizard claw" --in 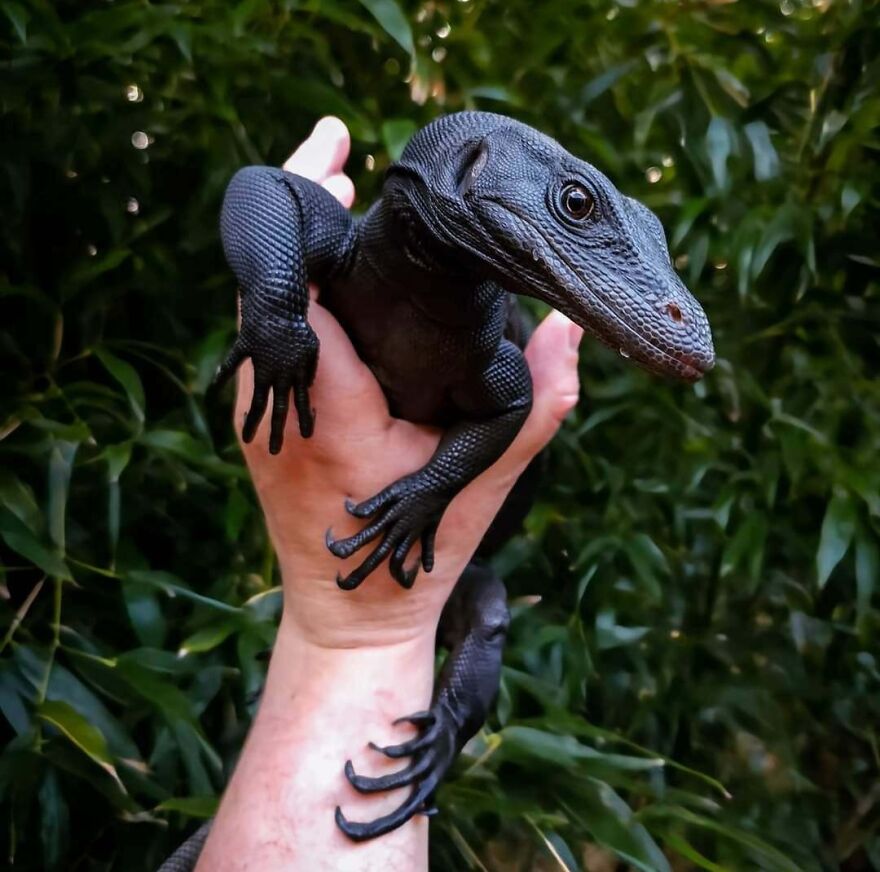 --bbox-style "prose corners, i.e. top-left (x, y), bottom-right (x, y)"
top-left (331, 477), bottom-right (446, 589)
top-left (336, 703), bottom-right (457, 841)
top-left (217, 311), bottom-right (319, 454)
top-left (392, 710), bottom-right (434, 728)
